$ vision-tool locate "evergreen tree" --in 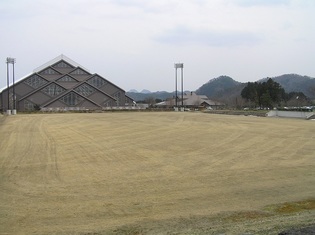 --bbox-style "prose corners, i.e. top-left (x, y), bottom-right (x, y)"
top-left (241, 78), bottom-right (285, 108)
